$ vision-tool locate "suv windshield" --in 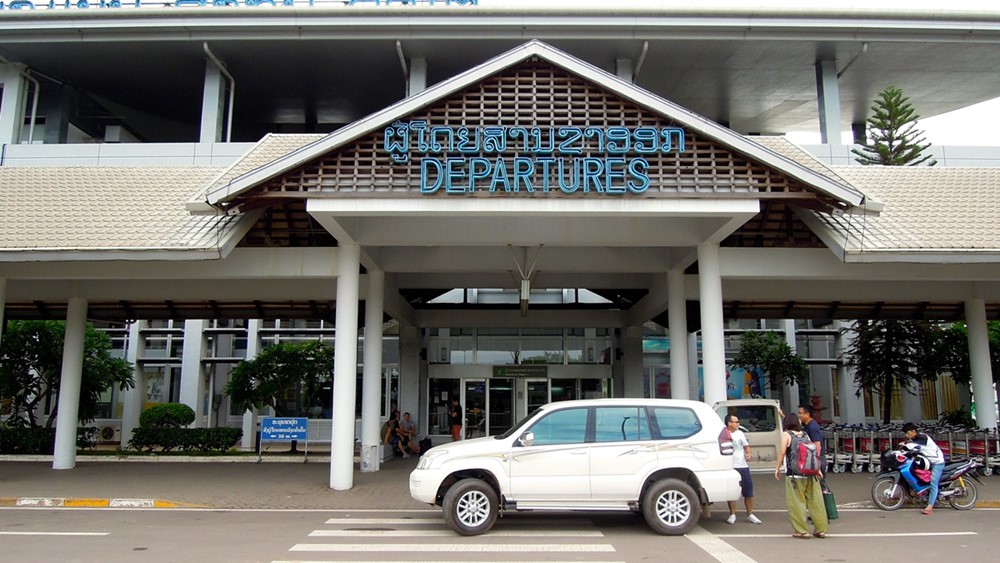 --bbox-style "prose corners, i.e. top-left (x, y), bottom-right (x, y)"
top-left (496, 407), bottom-right (544, 439)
